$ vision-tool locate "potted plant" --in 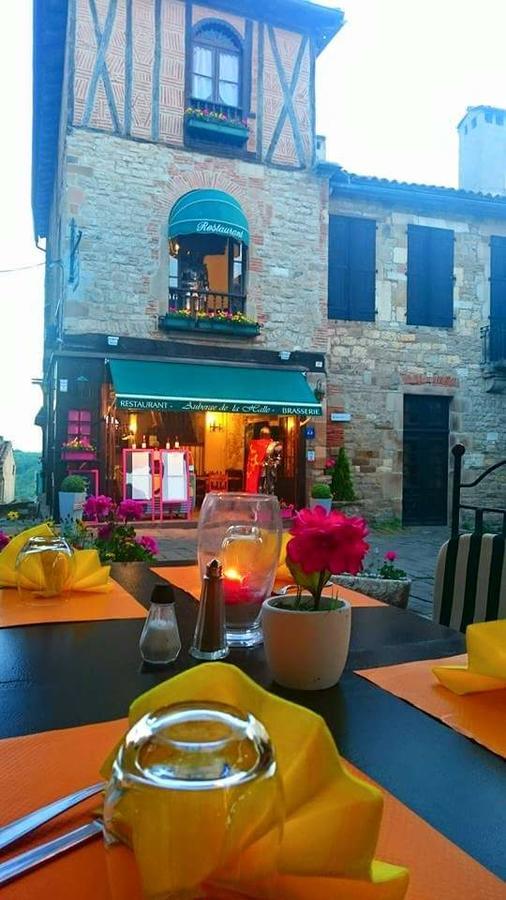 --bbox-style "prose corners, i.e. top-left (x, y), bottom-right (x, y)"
top-left (331, 551), bottom-right (411, 609)
top-left (261, 506), bottom-right (369, 690)
top-left (329, 448), bottom-right (356, 503)
top-left (61, 437), bottom-right (96, 461)
top-left (184, 106), bottom-right (250, 145)
top-left (58, 475), bottom-right (88, 524)
top-left (309, 482), bottom-right (332, 513)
